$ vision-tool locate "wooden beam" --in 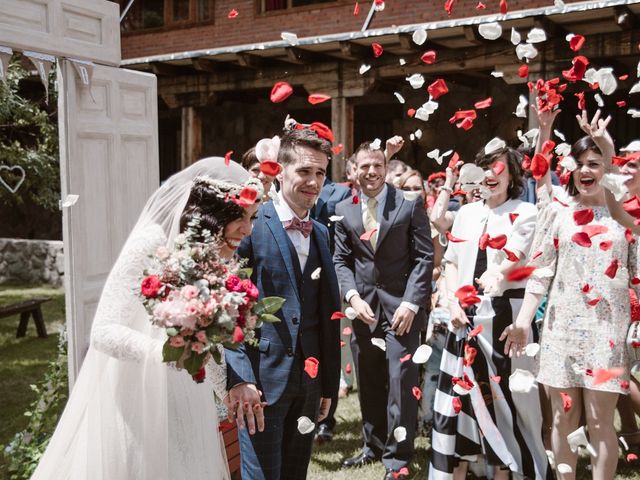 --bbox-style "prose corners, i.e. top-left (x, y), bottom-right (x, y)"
top-left (150, 62), bottom-right (191, 76)
top-left (397, 33), bottom-right (423, 51)
top-left (284, 47), bottom-right (330, 65)
top-left (236, 53), bottom-right (265, 69)
top-left (463, 25), bottom-right (486, 45)
top-left (339, 41), bottom-right (371, 60)
top-left (190, 58), bottom-right (218, 73)
top-left (614, 6), bottom-right (638, 30)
